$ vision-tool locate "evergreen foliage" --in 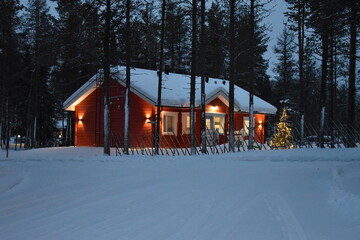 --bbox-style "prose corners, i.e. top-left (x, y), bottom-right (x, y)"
top-left (23, 0), bottom-right (57, 147)
top-left (0, 0), bottom-right (24, 145)
top-left (233, 0), bottom-right (271, 102)
top-left (272, 24), bottom-right (297, 112)
top-left (205, 1), bottom-right (226, 79)
top-left (165, 0), bottom-right (190, 73)
top-left (0, 0), bottom-right (358, 149)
